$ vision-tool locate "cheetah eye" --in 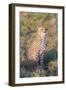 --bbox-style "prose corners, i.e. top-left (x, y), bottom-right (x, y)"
top-left (45, 28), bottom-right (48, 31)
